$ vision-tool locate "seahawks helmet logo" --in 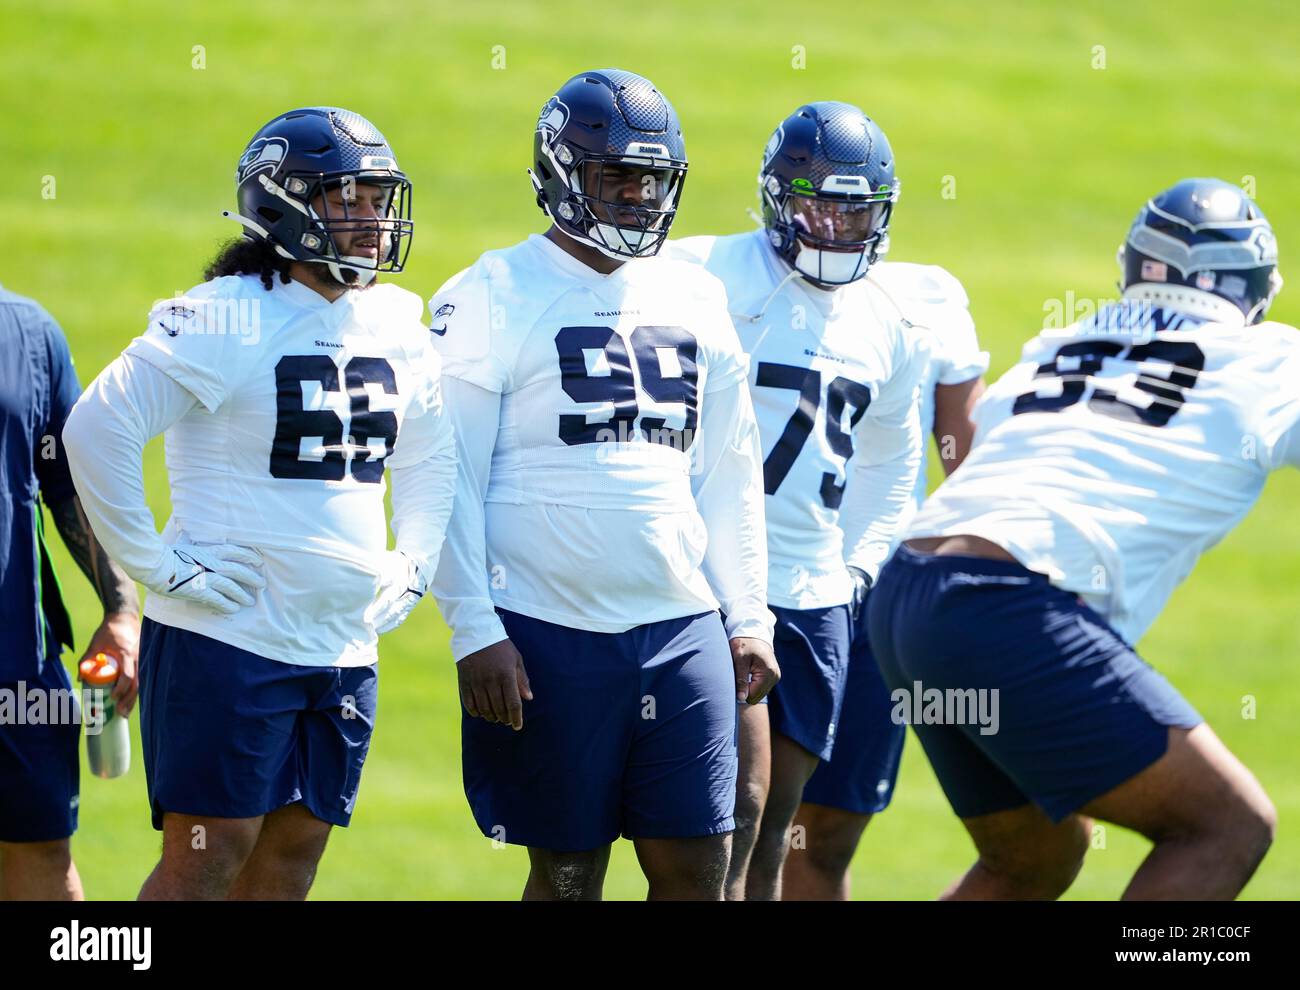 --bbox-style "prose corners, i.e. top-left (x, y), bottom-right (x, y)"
top-left (762, 124), bottom-right (784, 168)
top-left (238, 137), bottom-right (288, 182)
top-left (1248, 227), bottom-right (1279, 264)
top-left (537, 97), bottom-right (570, 144)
